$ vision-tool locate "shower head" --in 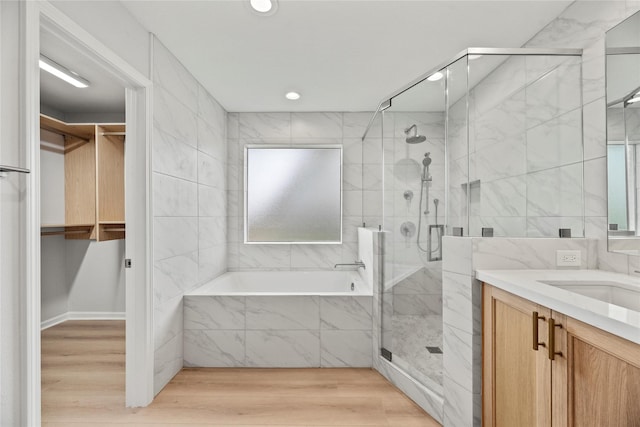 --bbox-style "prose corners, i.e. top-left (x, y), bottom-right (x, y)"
top-left (422, 152), bottom-right (432, 167)
top-left (404, 124), bottom-right (427, 144)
